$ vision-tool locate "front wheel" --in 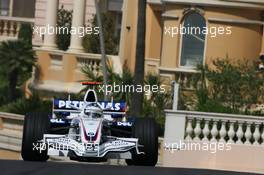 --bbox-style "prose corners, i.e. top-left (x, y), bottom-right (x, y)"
top-left (21, 112), bottom-right (50, 161)
top-left (126, 117), bottom-right (158, 166)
